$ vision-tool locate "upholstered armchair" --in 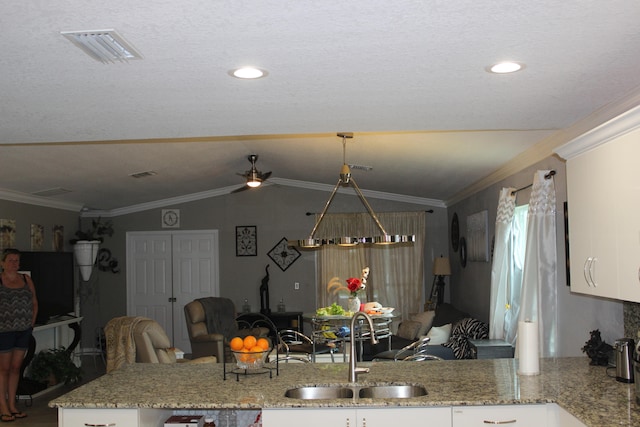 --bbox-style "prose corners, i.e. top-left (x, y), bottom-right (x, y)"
top-left (132, 318), bottom-right (216, 364)
top-left (105, 316), bottom-right (215, 373)
top-left (184, 297), bottom-right (268, 362)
